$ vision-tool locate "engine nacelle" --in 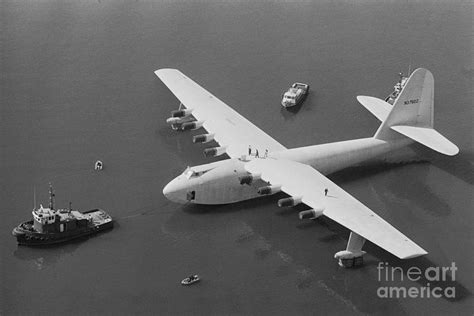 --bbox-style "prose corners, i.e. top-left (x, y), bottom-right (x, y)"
top-left (181, 120), bottom-right (204, 131)
top-left (166, 117), bottom-right (187, 124)
top-left (257, 185), bottom-right (281, 195)
top-left (171, 108), bottom-right (193, 118)
top-left (299, 208), bottom-right (324, 220)
top-left (203, 146), bottom-right (227, 158)
top-left (277, 196), bottom-right (302, 207)
top-left (193, 133), bottom-right (214, 144)
top-left (239, 173), bottom-right (261, 185)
